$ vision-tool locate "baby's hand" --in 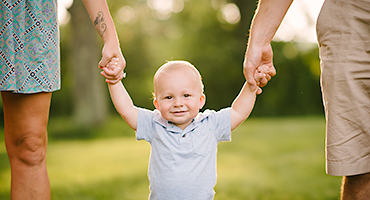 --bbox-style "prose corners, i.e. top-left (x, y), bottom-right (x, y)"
top-left (253, 65), bottom-right (272, 94)
top-left (100, 57), bottom-right (126, 84)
